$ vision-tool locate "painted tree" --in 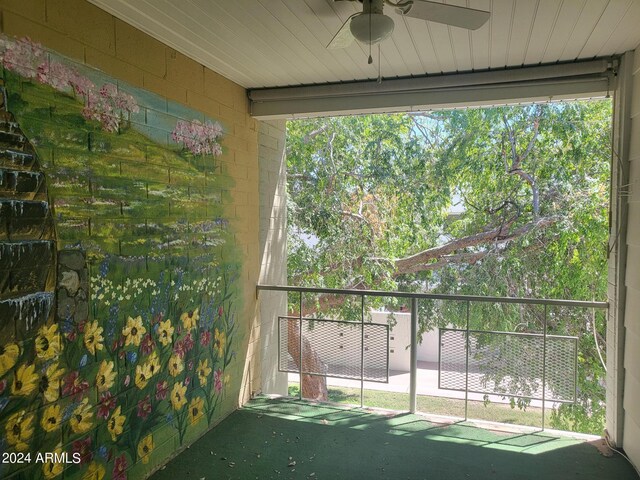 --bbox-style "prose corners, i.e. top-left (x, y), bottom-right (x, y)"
top-left (286, 101), bottom-right (611, 433)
